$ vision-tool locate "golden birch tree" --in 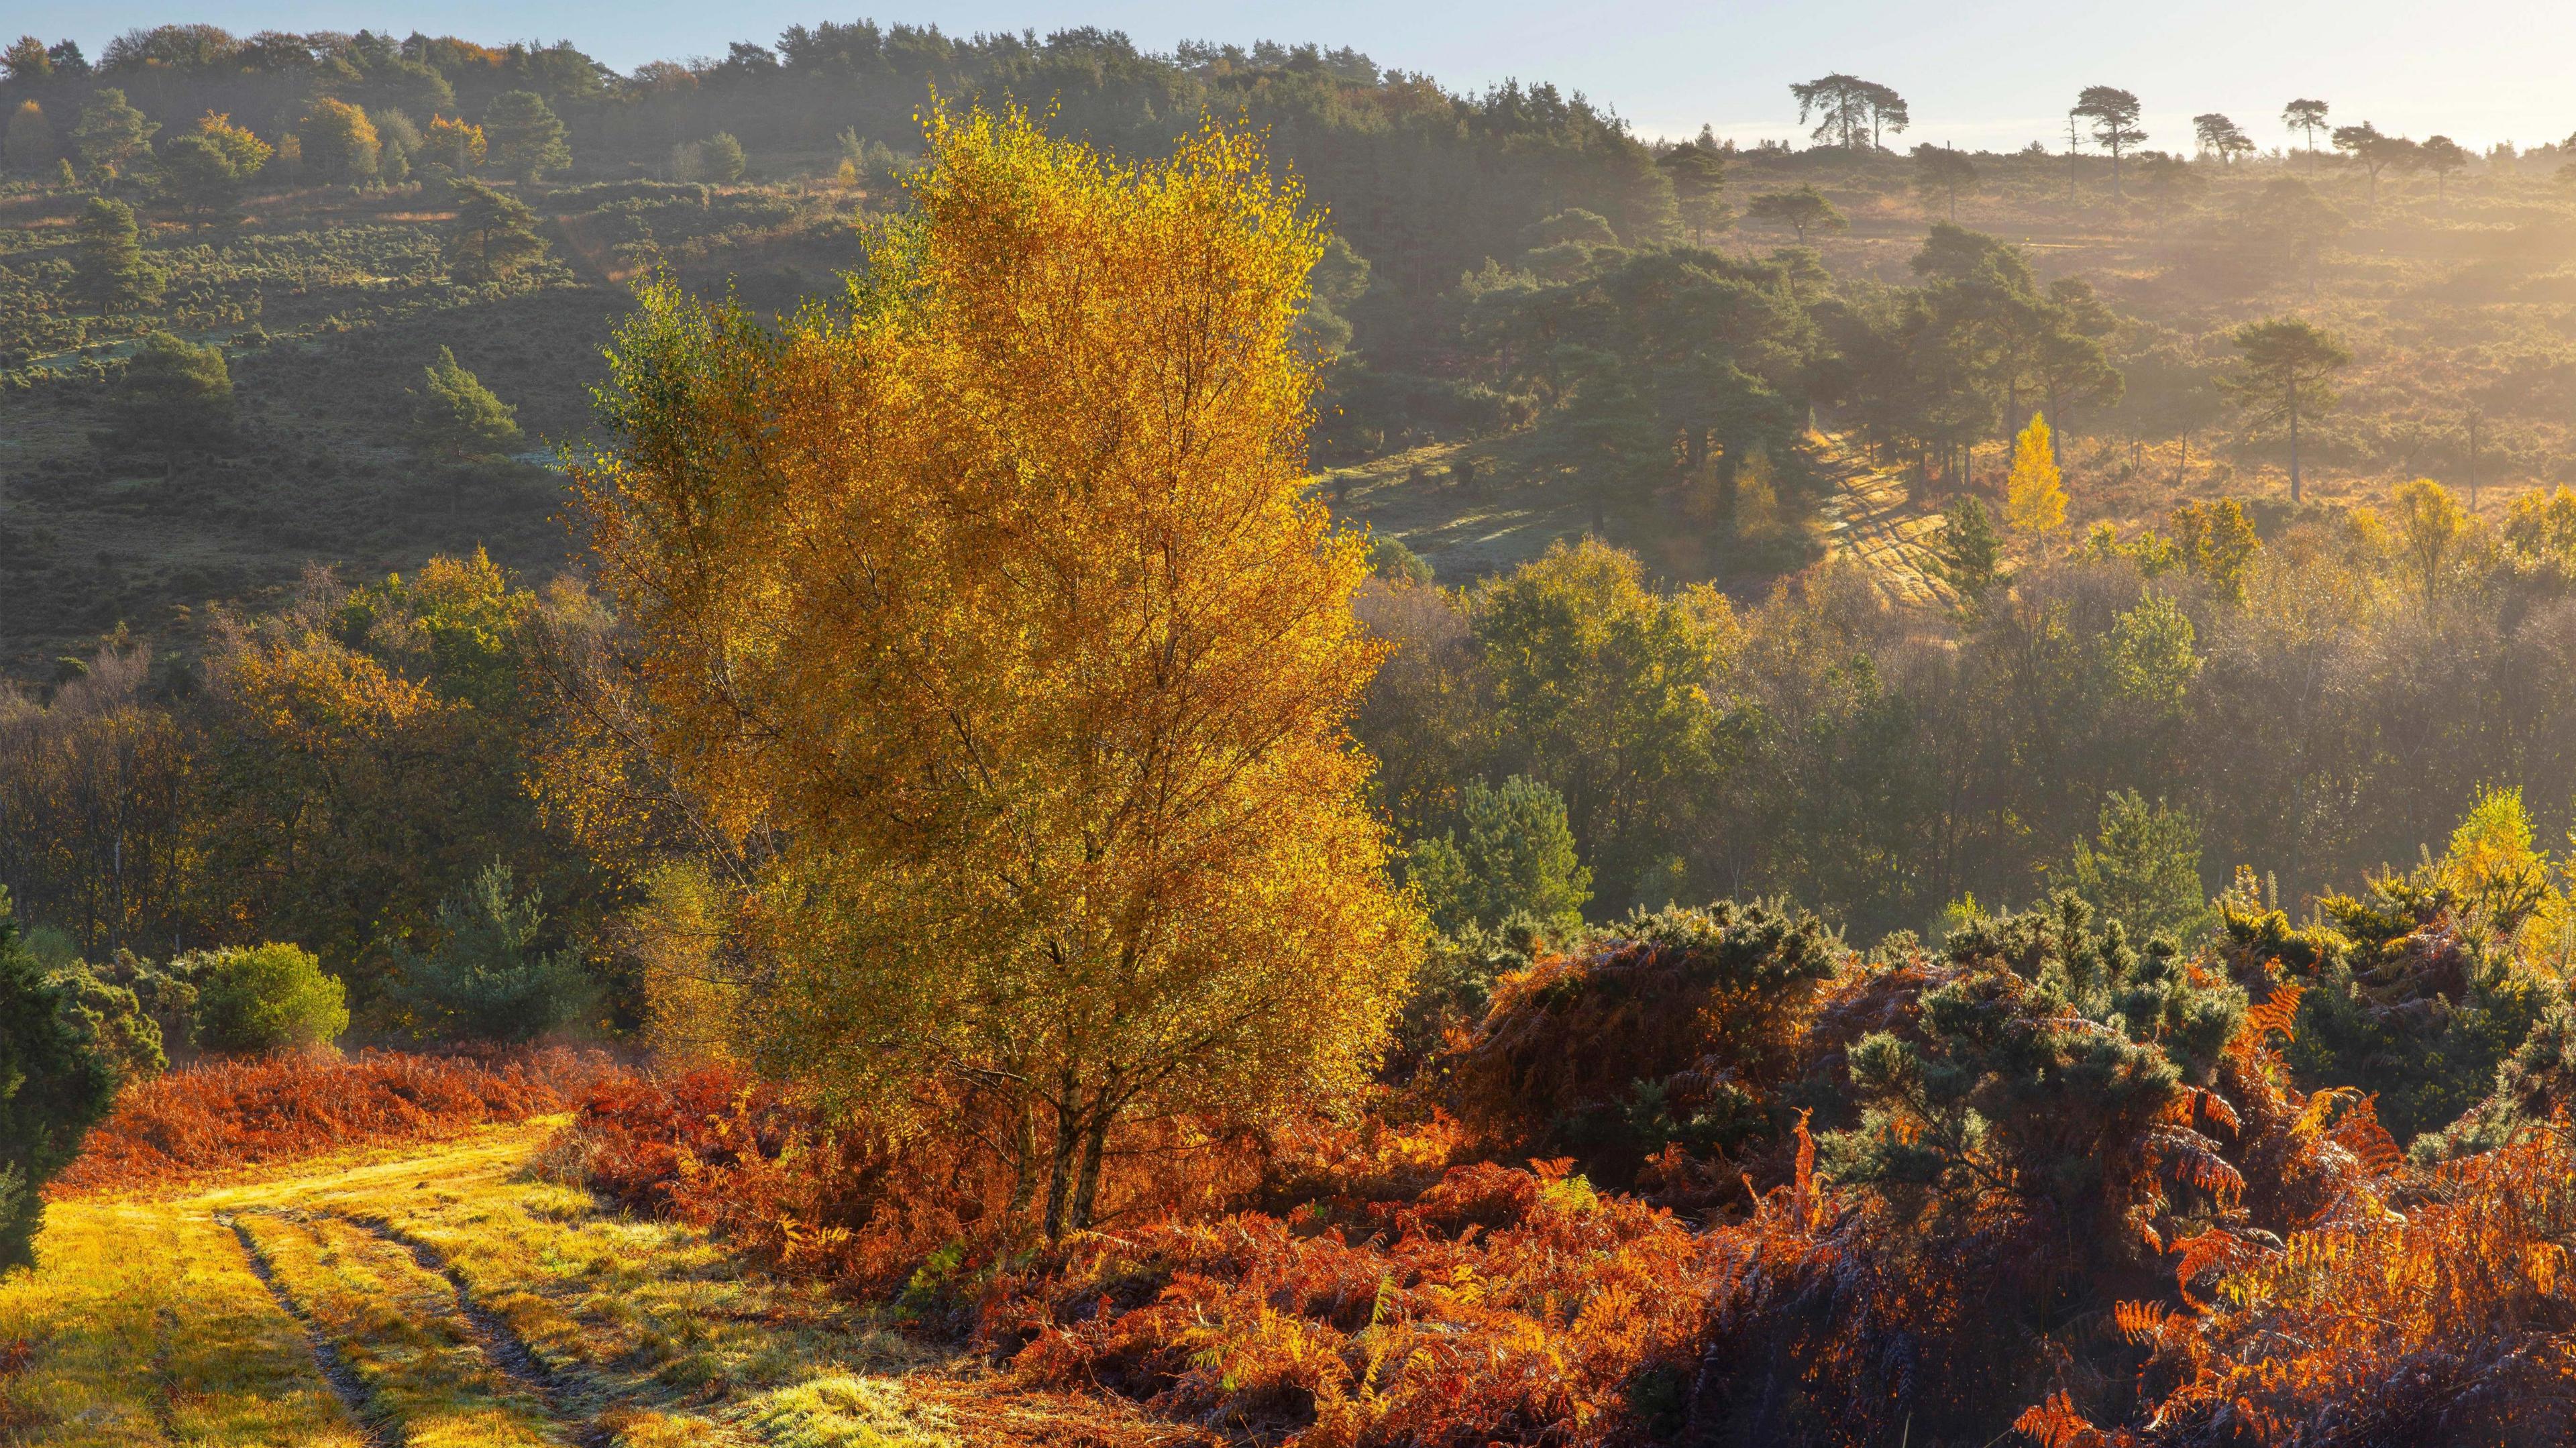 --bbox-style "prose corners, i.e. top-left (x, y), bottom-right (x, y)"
top-left (574, 107), bottom-right (1419, 1237)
